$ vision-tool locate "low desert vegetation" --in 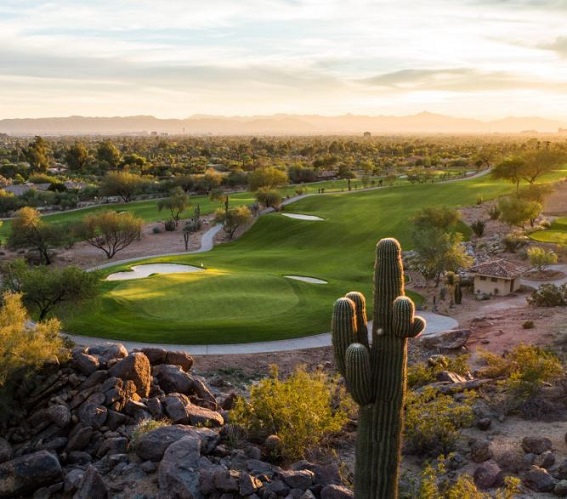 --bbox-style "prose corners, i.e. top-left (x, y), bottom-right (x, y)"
top-left (230, 365), bottom-right (352, 461)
